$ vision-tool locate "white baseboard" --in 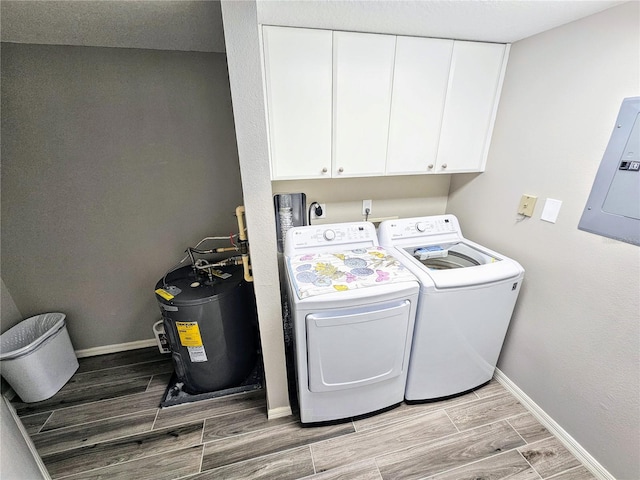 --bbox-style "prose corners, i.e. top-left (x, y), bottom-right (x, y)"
top-left (75, 339), bottom-right (158, 358)
top-left (494, 368), bottom-right (614, 480)
top-left (267, 405), bottom-right (293, 420)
